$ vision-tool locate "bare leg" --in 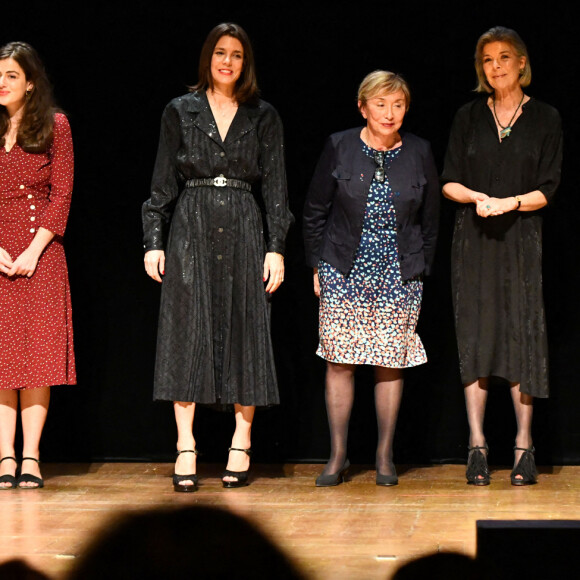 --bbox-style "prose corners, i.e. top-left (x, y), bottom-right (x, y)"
top-left (173, 401), bottom-right (197, 486)
top-left (510, 382), bottom-right (534, 478)
top-left (223, 404), bottom-right (255, 482)
top-left (0, 390), bottom-right (18, 488)
top-left (319, 362), bottom-right (356, 477)
top-left (19, 387), bottom-right (50, 487)
top-left (374, 367), bottom-right (403, 476)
